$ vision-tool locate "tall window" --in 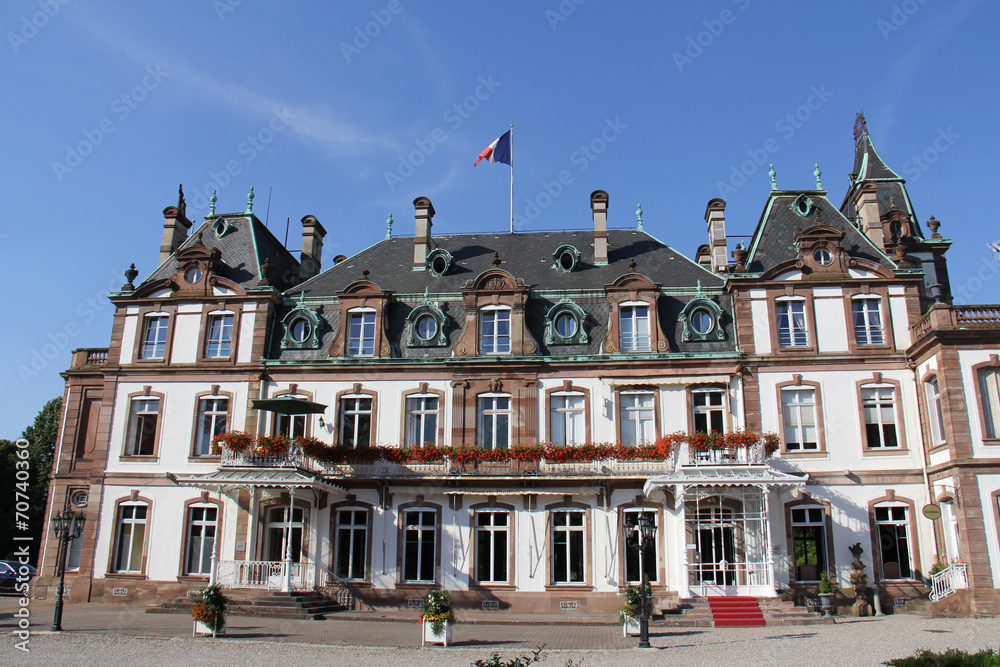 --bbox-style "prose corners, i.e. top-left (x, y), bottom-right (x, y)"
top-left (692, 389), bottom-right (725, 433)
top-left (475, 511), bottom-right (509, 583)
top-left (925, 378), bottom-right (945, 443)
top-left (552, 511), bottom-right (585, 583)
top-left (265, 506), bottom-right (305, 562)
top-left (874, 503), bottom-right (912, 580)
top-left (273, 395), bottom-right (307, 438)
top-left (619, 304), bottom-right (650, 352)
top-left (205, 313), bottom-right (234, 358)
top-left (550, 393), bottom-right (585, 446)
top-left (480, 307), bottom-right (511, 355)
top-left (862, 386), bottom-right (898, 448)
top-left (140, 315), bottom-right (169, 359)
top-left (194, 397), bottom-right (228, 456)
top-left (340, 396), bottom-right (372, 447)
top-left (624, 510), bottom-right (657, 584)
top-left (478, 395), bottom-right (511, 450)
top-left (852, 298), bottom-right (885, 345)
top-left (406, 396), bottom-right (438, 447)
top-left (185, 505), bottom-right (217, 575)
top-left (790, 506), bottom-right (825, 581)
top-left (125, 398), bottom-right (159, 456)
top-left (620, 392), bottom-right (655, 445)
top-left (403, 510), bottom-right (436, 582)
top-left (113, 503), bottom-right (148, 573)
top-left (781, 389), bottom-right (817, 450)
top-left (978, 368), bottom-right (1000, 439)
top-left (335, 509), bottom-right (368, 580)
top-left (347, 310), bottom-right (376, 357)
top-left (776, 299), bottom-right (808, 348)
